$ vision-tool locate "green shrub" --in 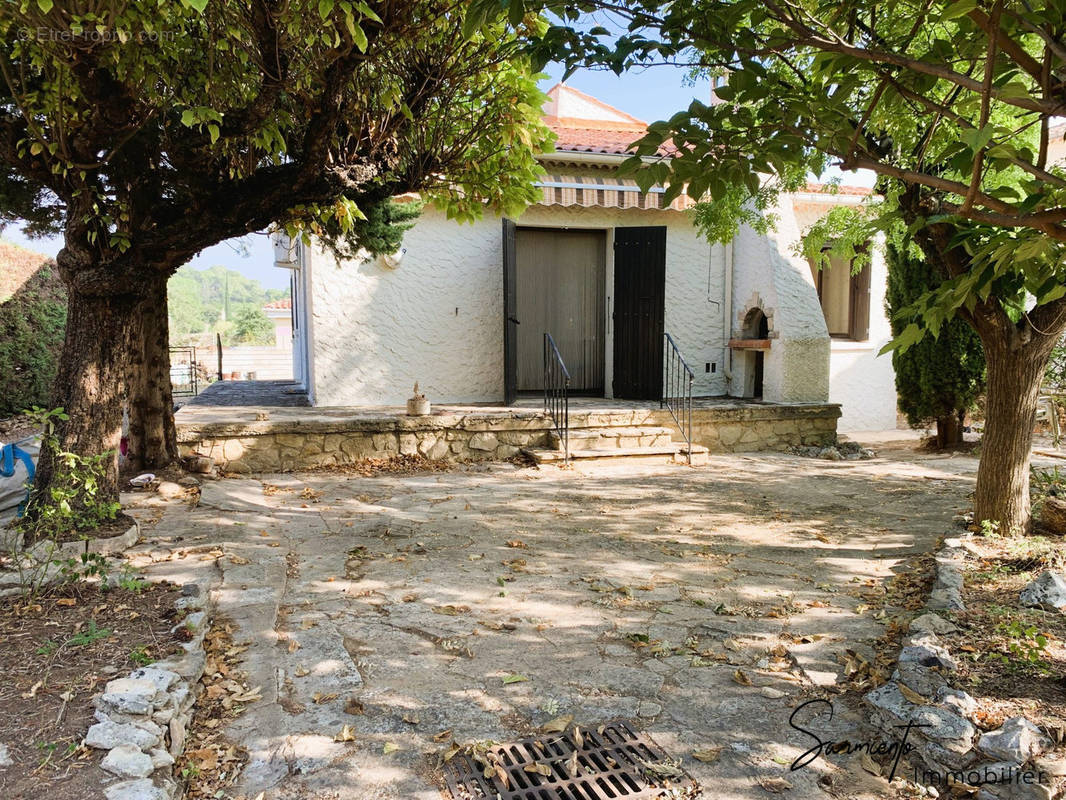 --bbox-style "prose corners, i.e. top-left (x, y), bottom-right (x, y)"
top-left (0, 262), bottom-right (66, 417)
